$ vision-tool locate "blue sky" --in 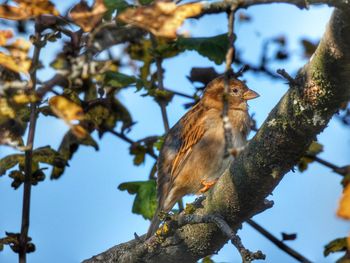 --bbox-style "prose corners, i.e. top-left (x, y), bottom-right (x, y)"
top-left (1, 1), bottom-right (349, 263)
